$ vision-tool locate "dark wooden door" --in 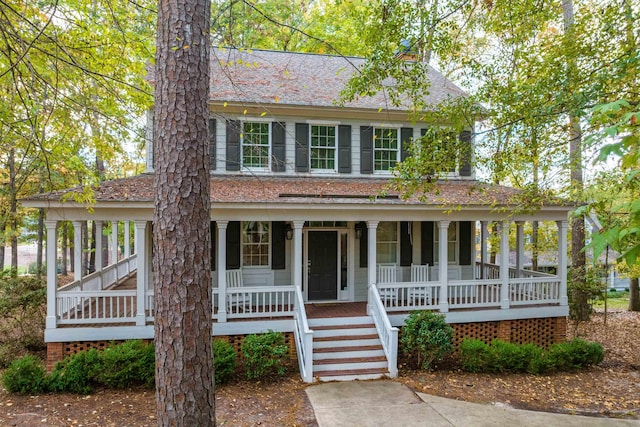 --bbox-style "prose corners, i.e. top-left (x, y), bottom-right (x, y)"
top-left (308, 231), bottom-right (338, 300)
